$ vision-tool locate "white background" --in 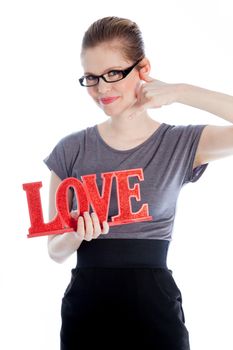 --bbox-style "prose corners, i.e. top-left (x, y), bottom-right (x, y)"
top-left (0, 0), bottom-right (233, 349)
